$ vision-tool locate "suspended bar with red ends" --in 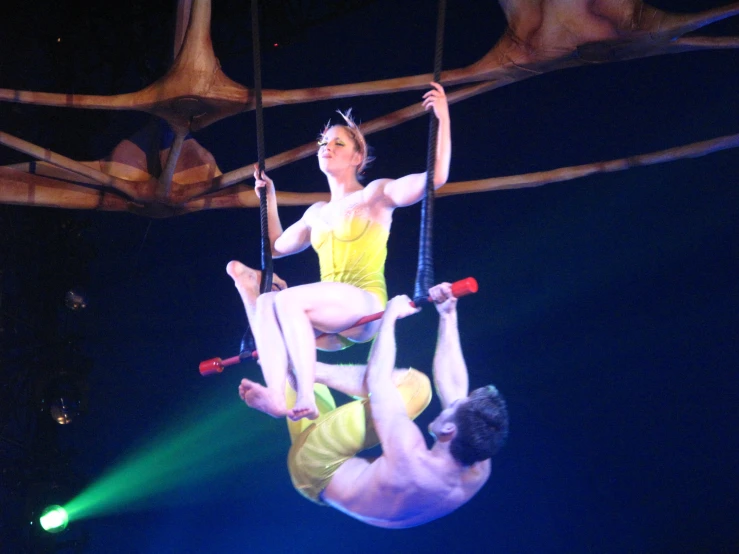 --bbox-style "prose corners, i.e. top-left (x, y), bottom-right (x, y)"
top-left (199, 277), bottom-right (478, 376)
